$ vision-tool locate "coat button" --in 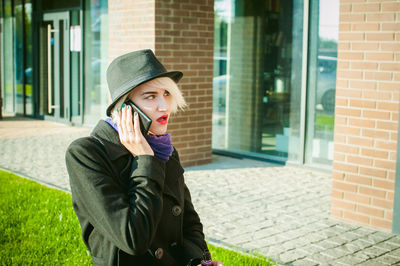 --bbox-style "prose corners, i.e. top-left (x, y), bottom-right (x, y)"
top-left (171, 205), bottom-right (182, 216)
top-left (154, 248), bottom-right (163, 260)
